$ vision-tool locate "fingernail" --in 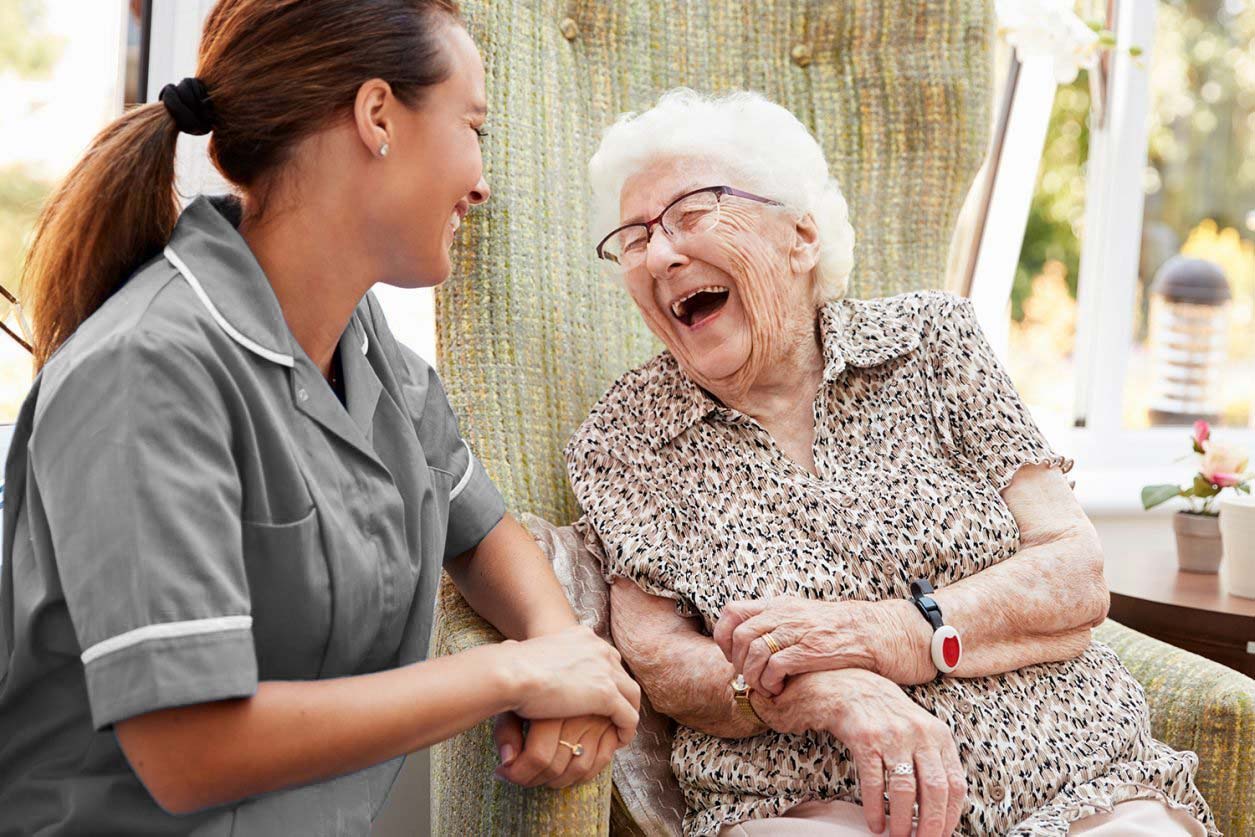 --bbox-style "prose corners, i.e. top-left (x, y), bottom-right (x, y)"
top-left (499, 744), bottom-right (516, 765)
